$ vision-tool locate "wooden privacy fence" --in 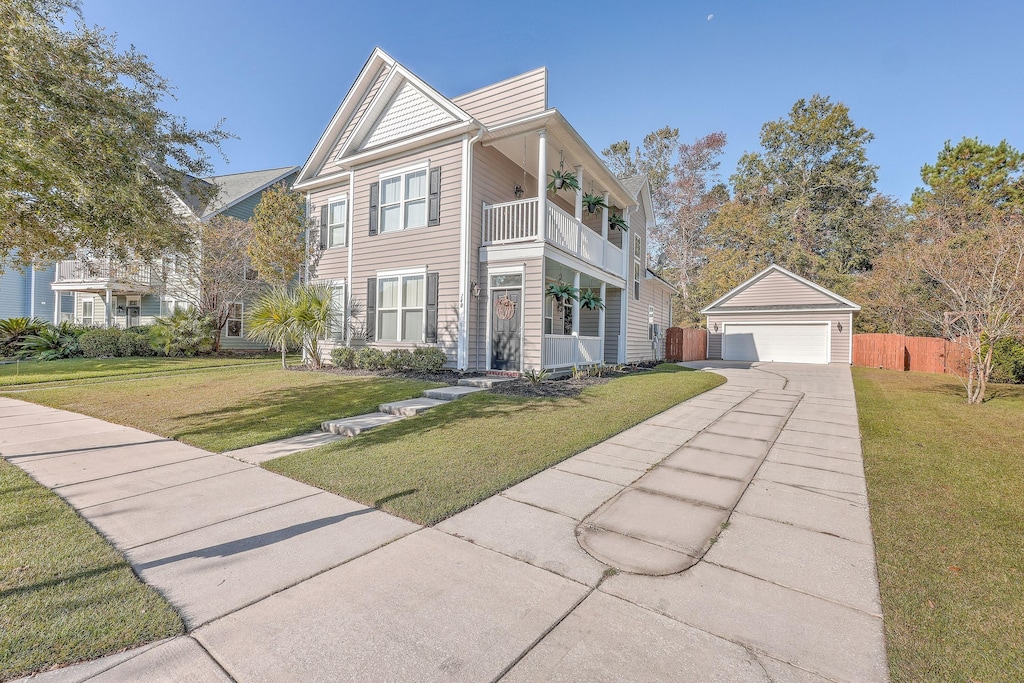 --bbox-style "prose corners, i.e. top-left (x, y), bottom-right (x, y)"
top-left (665, 327), bottom-right (707, 362)
top-left (853, 334), bottom-right (970, 374)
